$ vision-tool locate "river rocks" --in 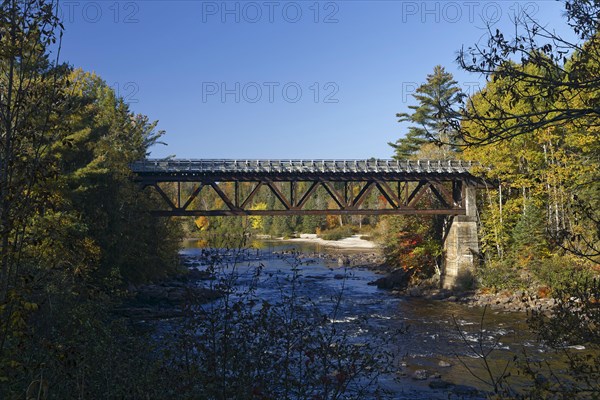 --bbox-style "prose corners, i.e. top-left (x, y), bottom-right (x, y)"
top-left (457, 289), bottom-right (558, 313)
top-left (411, 369), bottom-right (429, 380)
top-left (369, 268), bottom-right (412, 290)
top-left (273, 250), bottom-right (383, 268)
top-left (419, 289), bottom-right (453, 300)
top-left (116, 306), bottom-right (185, 320)
top-left (136, 284), bottom-right (221, 306)
top-left (429, 379), bottom-right (454, 389)
top-left (438, 360), bottom-right (452, 367)
top-left (123, 283), bottom-right (222, 320)
top-left (305, 275), bottom-right (327, 280)
top-left (186, 268), bottom-right (213, 281)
